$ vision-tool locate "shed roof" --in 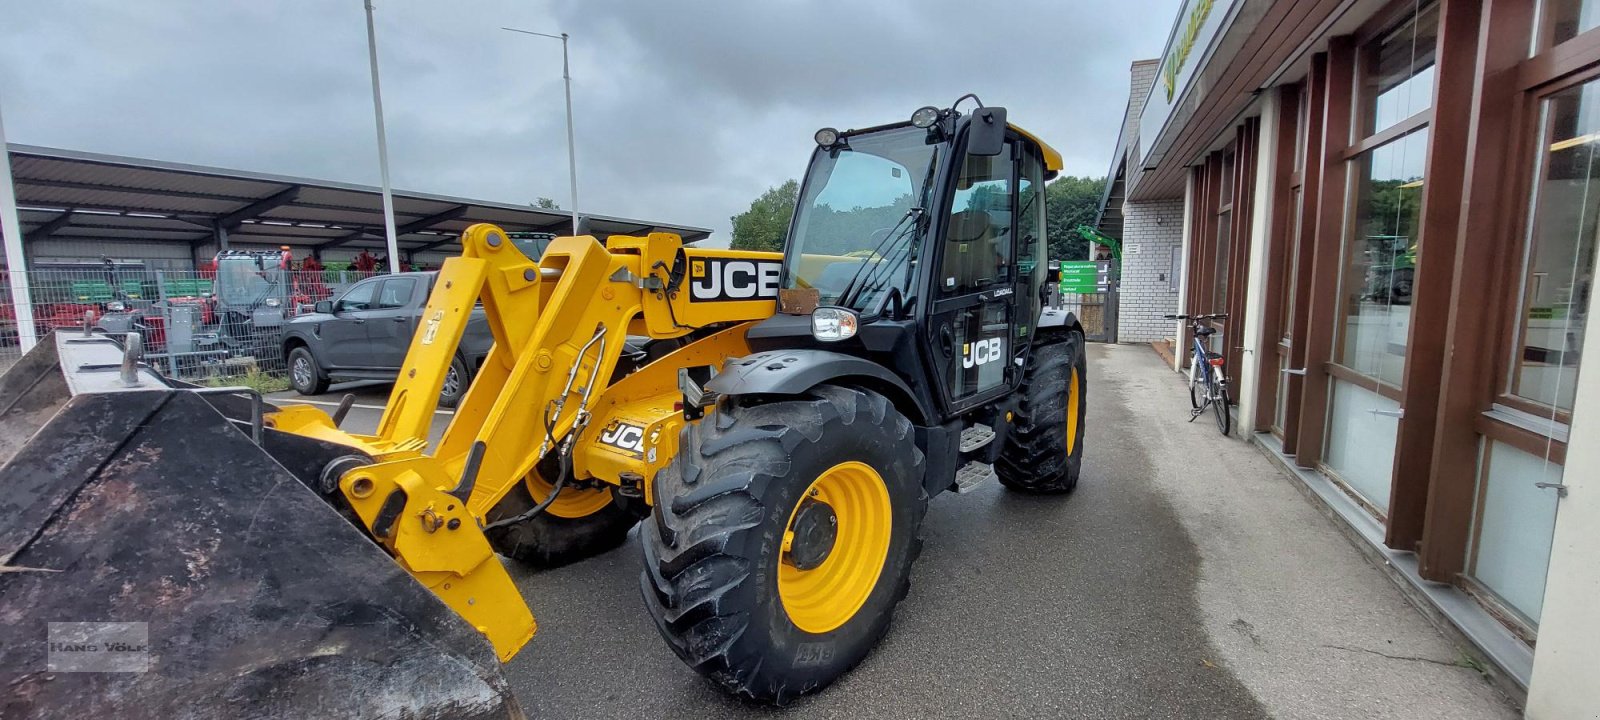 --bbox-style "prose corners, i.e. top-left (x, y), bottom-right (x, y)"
top-left (7, 144), bottom-right (712, 257)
